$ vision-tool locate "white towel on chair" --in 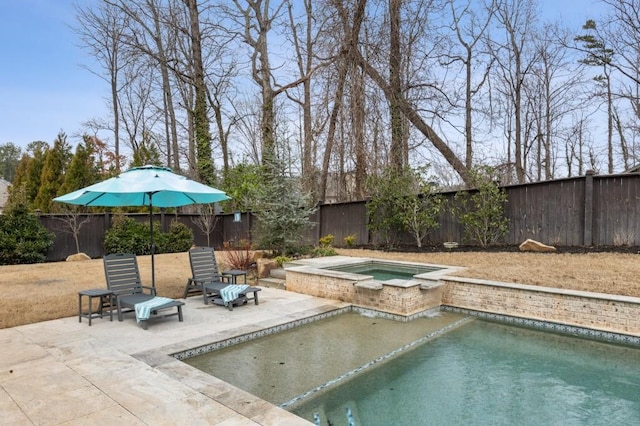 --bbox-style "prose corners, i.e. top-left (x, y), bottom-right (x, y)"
top-left (134, 297), bottom-right (175, 322)
top-left (219, 285), bottom-right (249, 305)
